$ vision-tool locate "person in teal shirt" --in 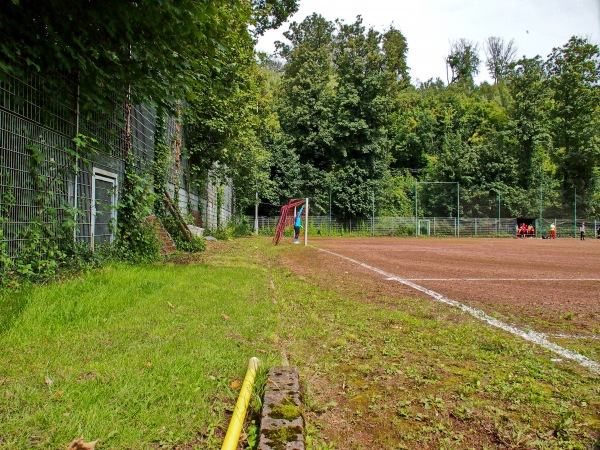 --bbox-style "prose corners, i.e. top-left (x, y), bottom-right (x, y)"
top-left (293, 205), bottom-right (304, 243)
